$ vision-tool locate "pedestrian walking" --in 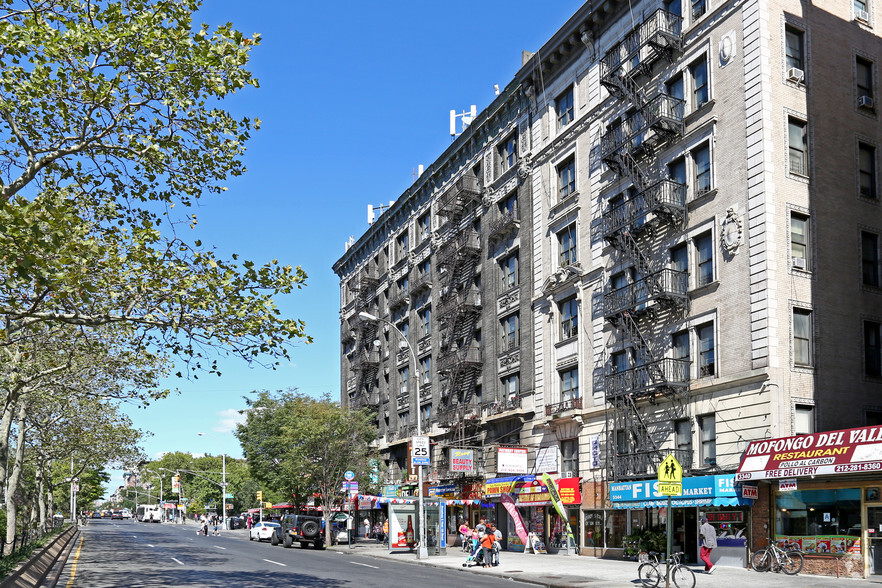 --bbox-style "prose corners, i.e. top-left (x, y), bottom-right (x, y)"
top-left (363, 517), bottom-right (371, 539)
top-left (492, 523), bottom-right (502, 566)
top-left (699, 516), bottom-right (717, 574)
